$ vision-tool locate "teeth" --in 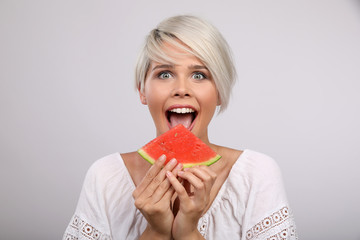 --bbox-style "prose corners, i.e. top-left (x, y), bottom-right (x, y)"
top-left (169, 108), bottom-right (195, 114)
